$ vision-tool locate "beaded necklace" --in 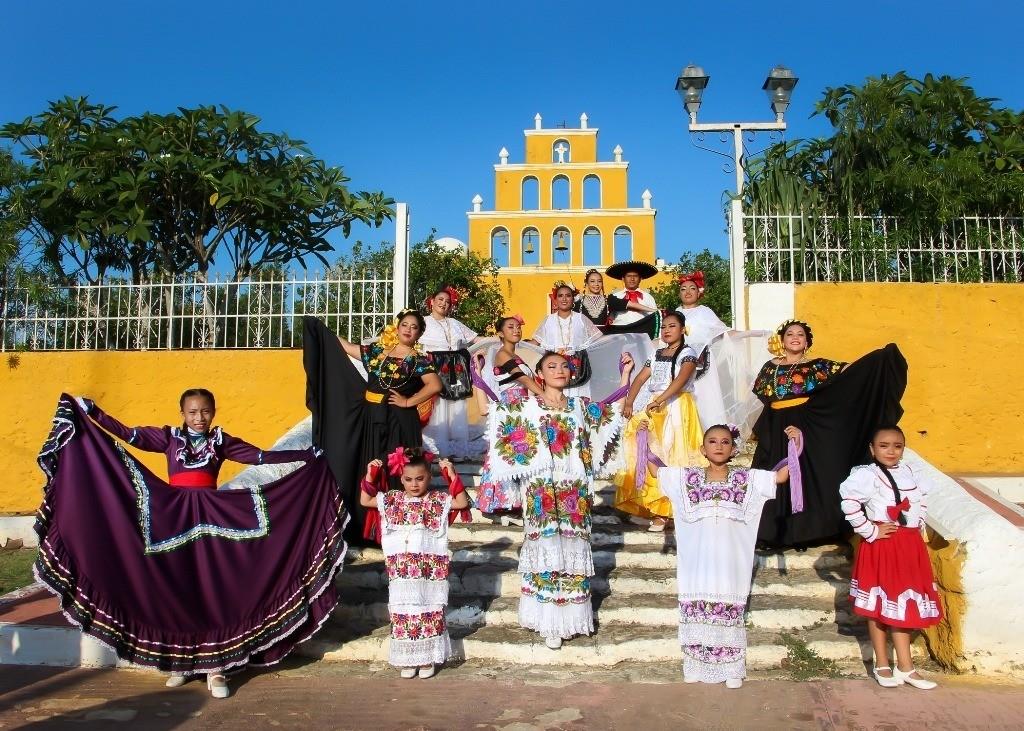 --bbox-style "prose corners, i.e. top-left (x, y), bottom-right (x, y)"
top-left (581, 294), bottom-right (606, 320)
